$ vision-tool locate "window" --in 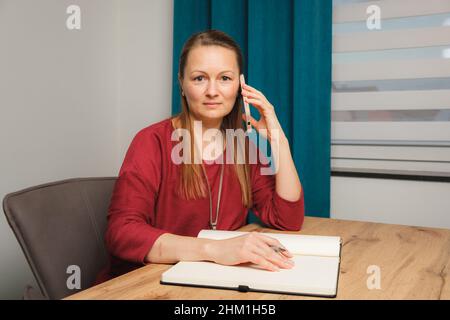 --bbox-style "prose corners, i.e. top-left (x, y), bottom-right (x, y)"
top-left (332, 0), bottom-right (450, 176)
